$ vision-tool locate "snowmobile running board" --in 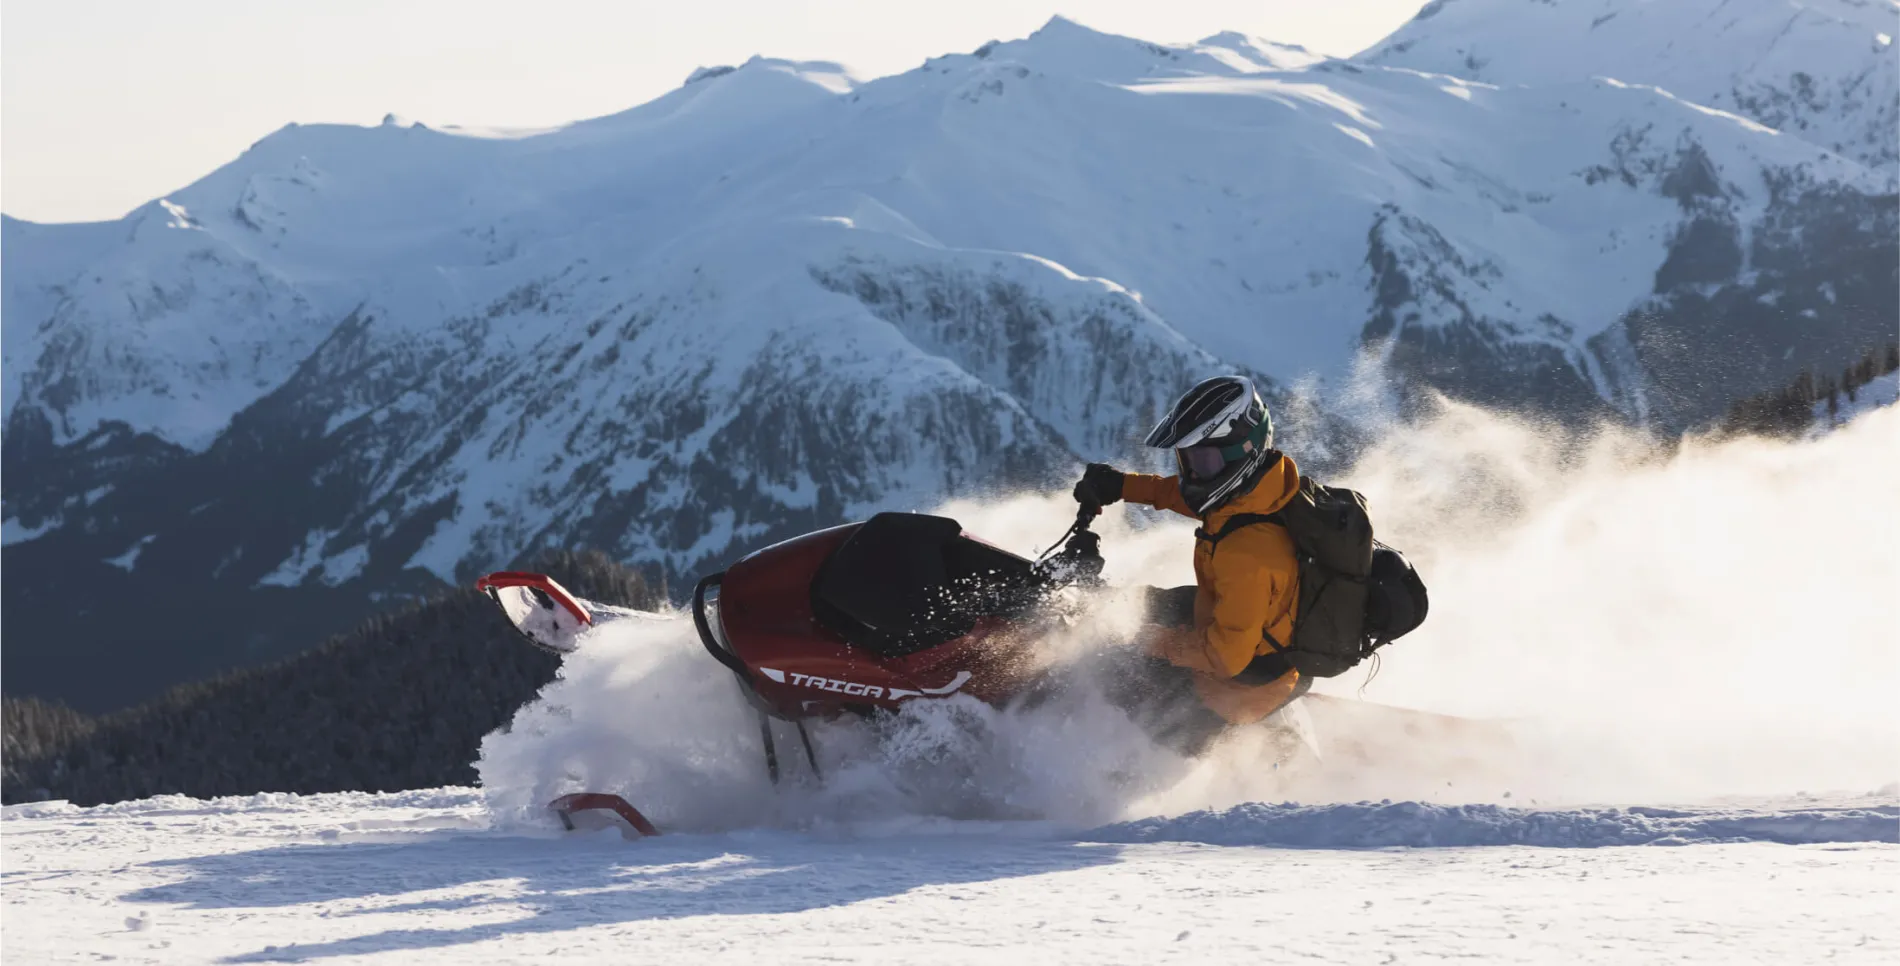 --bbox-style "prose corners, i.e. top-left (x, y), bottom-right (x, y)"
top-left (547, 793), bottom-right (660, 837)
